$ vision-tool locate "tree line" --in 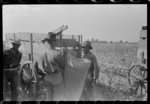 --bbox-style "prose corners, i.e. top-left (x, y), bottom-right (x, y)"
top-left (89, 38), bottom-right (128, 43)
